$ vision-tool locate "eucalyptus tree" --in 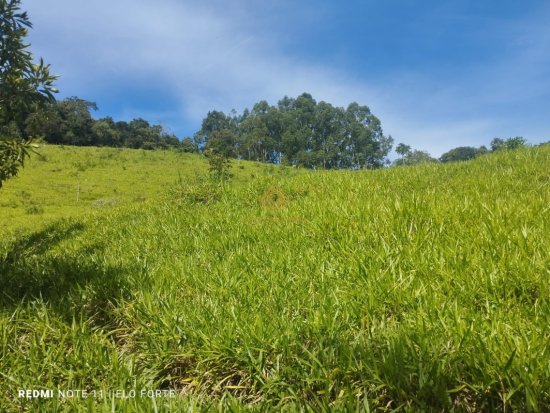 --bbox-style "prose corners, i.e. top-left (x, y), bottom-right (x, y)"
top-left (196, 93), bottom-right (394, 169)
